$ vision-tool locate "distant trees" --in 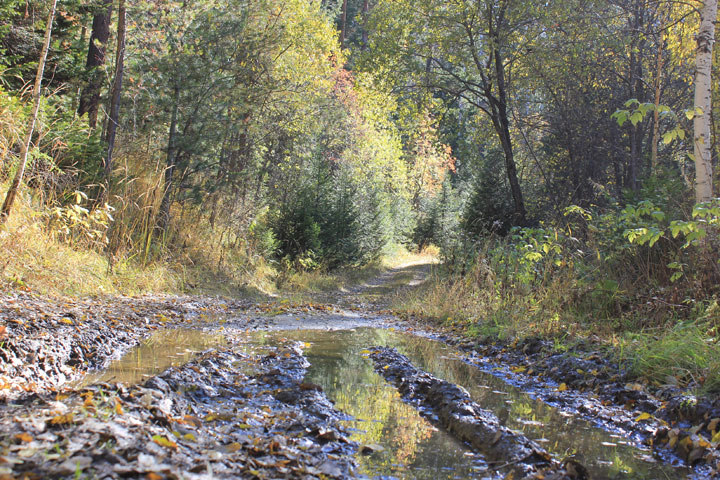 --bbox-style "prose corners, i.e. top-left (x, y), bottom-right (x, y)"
top-left (363, 0), bottom-right (532, 224)
top-left (0, 0), bottom-right (717, 268)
